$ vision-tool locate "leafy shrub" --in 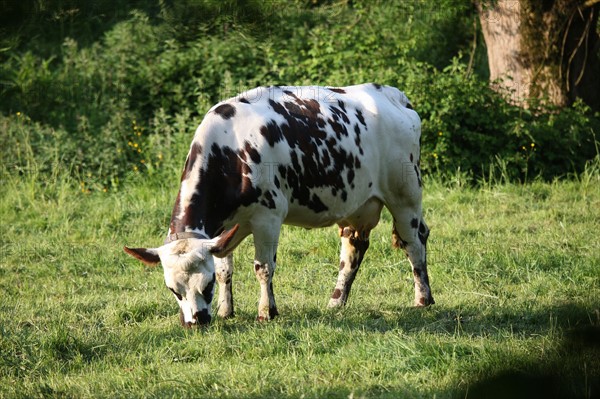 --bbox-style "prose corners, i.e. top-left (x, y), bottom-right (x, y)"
top-left (512, 99), bottom-right (600, 180)
top-left (408, 59), bottom-right (514, 178)
top-left (407, 59), bottom-right (599, 182)
top-left (0, 1), bottom-right (598, 189)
